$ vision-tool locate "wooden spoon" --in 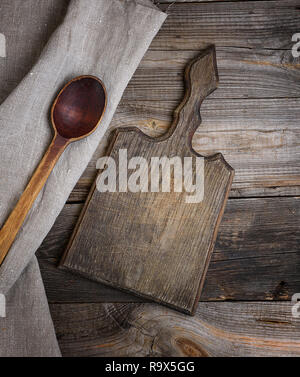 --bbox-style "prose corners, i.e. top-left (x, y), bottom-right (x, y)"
top-left (0, 75), bottom-right (107, 265)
